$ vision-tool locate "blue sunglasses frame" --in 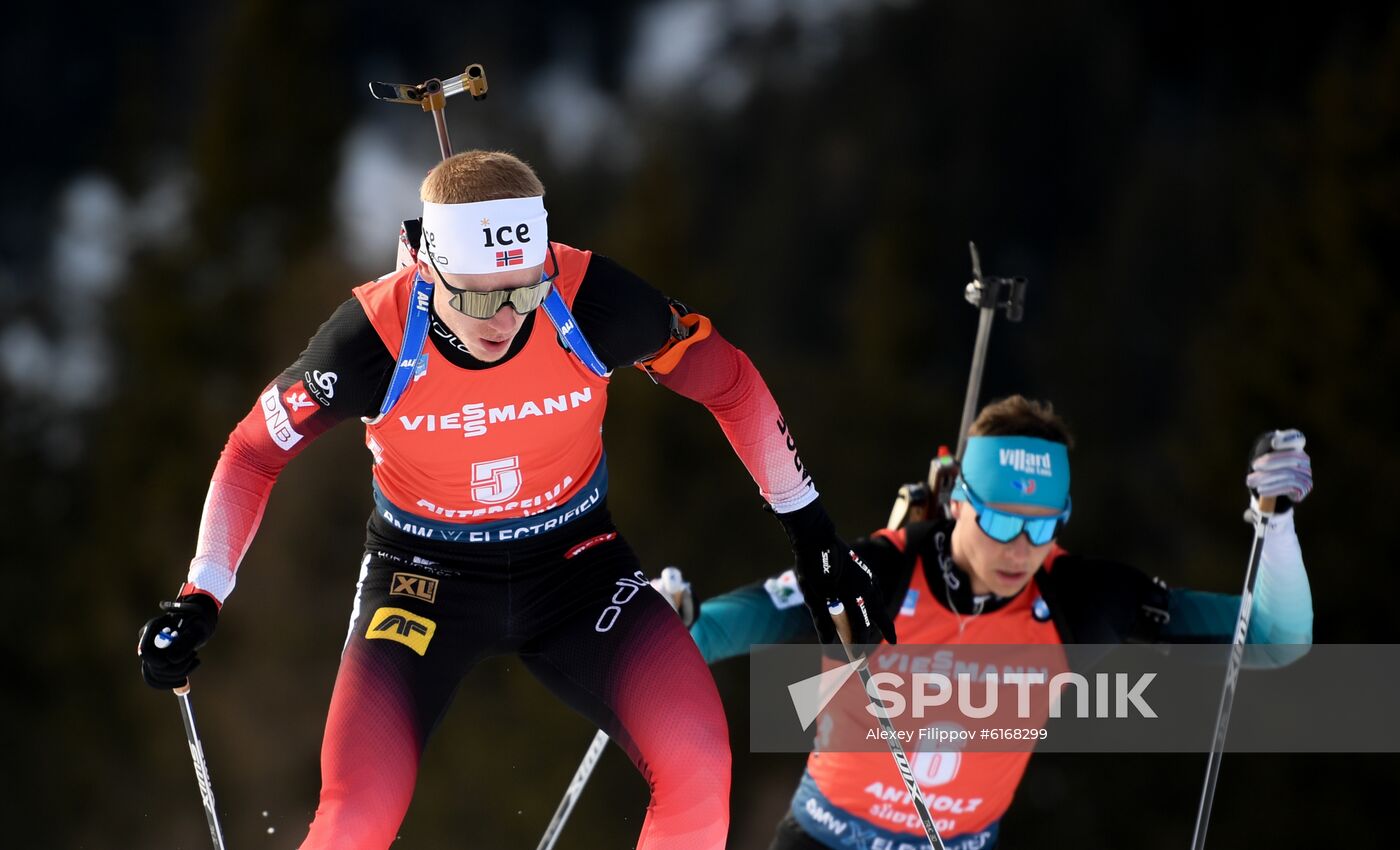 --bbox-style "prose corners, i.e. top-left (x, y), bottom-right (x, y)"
top-left (957, 477), bottom-right (1071, 545)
